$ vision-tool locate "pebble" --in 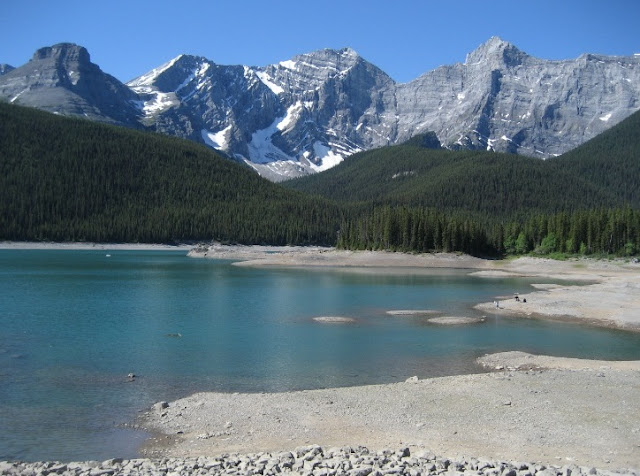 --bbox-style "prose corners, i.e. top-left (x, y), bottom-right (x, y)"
top-left (1, 446), bottom-right (637, 476)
